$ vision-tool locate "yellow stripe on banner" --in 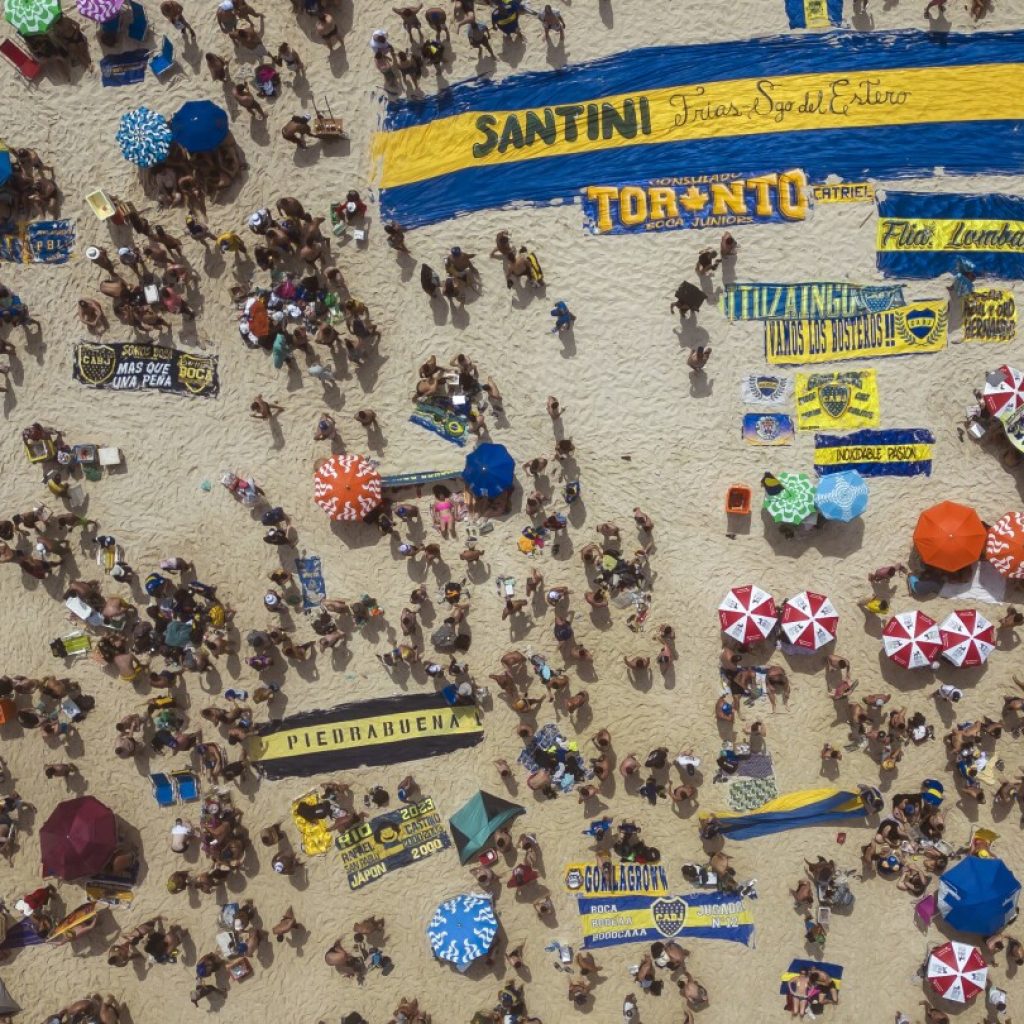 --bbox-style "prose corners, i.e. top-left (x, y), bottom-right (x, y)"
top-left (814, 443), bottom-right (933, 466)
top-left (877, 218), bottom-right (1024, 253)
top-left (374, 64), bottom-right (1024, 189)
top-left (579, 900), bottom-right (755, 937)
top-left (247, 706), bottom-right (482, 761)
